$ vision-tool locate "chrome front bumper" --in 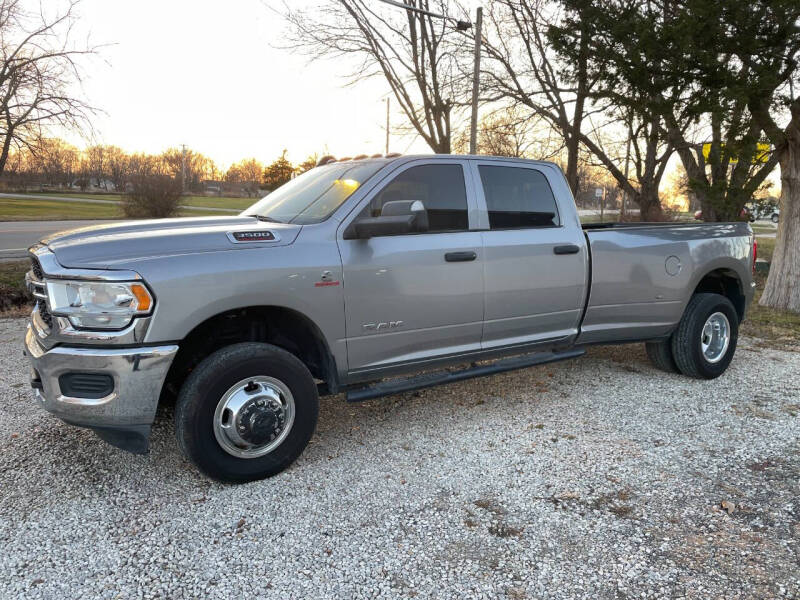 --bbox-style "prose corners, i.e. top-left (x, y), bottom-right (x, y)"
top-left (24, 324), bottom-right (178, 453)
